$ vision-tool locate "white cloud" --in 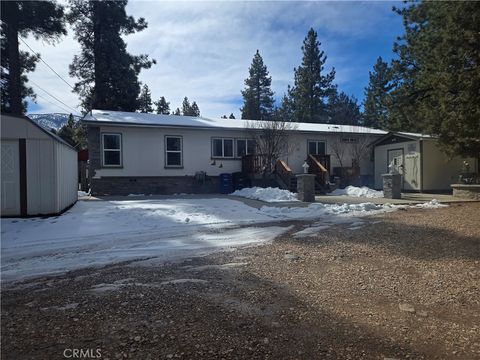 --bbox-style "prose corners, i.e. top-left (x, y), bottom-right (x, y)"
top-left (24, 1), bottom-right (402, 118)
